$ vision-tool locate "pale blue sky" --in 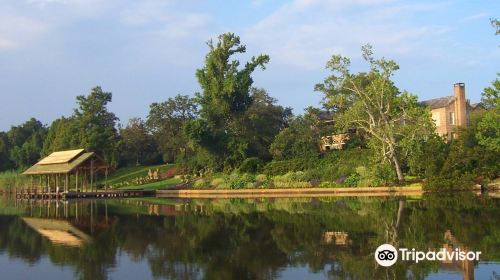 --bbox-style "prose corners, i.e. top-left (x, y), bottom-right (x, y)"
top-left (0, 0), bottom-right (498, 131)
